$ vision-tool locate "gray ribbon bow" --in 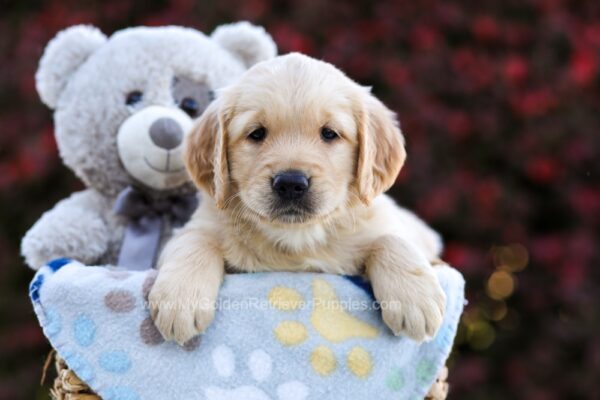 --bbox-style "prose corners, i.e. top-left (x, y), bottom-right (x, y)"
top-left (113, 186), bottom-right (199, 270)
